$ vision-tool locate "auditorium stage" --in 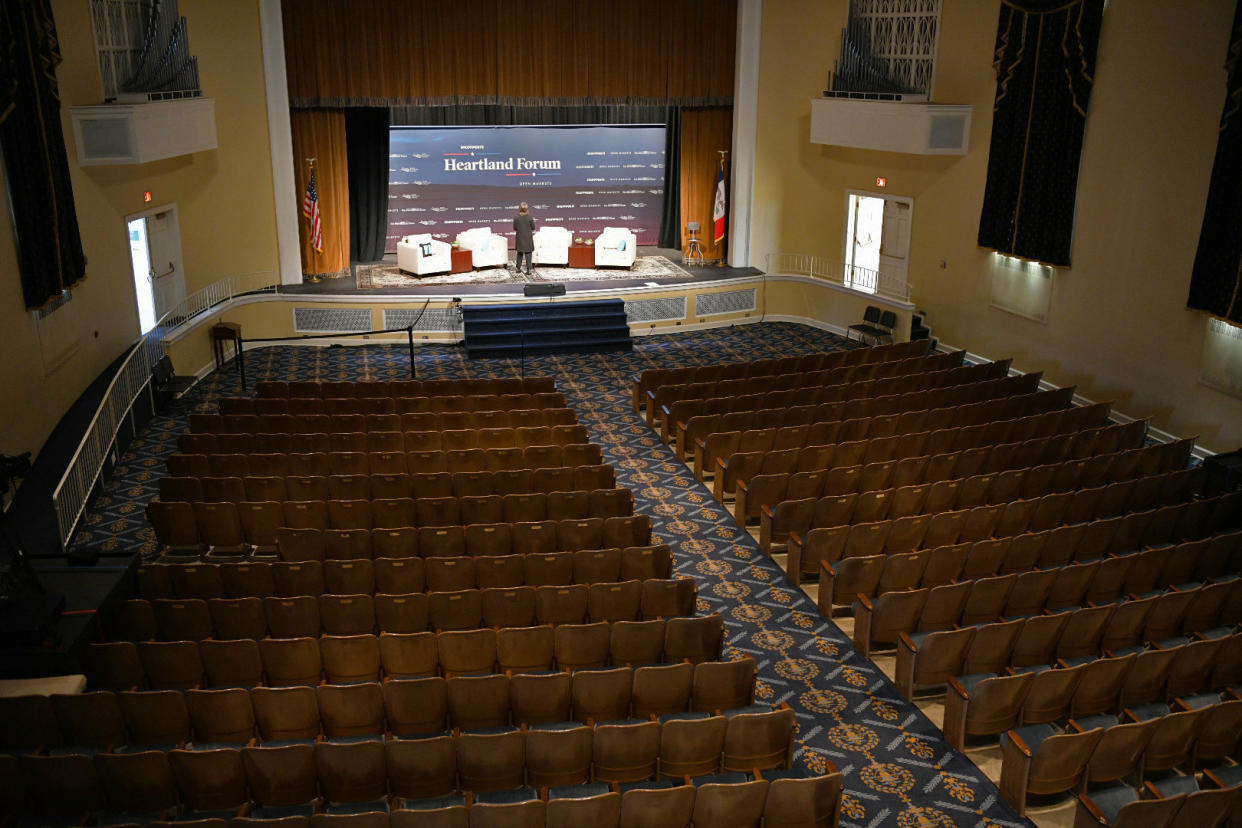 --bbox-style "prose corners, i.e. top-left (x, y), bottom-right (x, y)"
top-left (284, 246), bottom-right (762, 298)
